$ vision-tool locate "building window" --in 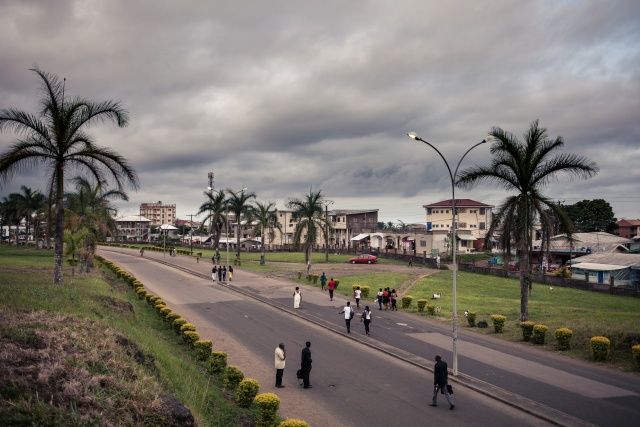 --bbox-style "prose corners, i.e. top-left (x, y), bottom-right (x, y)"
top-left (479, 222), bottom-right (486, 230)
top-left (420, 240), bottom-right (426, 247)
top-left (427, 208), bottom-right (432, 215)
top-left (480, 208), bottom-right (486, 215)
